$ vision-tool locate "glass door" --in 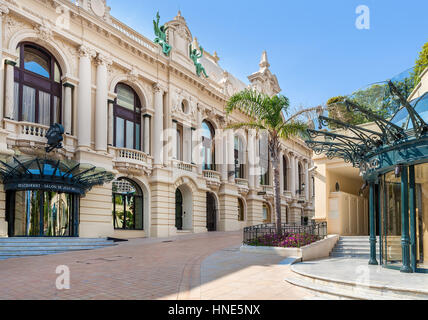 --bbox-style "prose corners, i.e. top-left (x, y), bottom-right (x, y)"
top-left (11, 190), bottom-right (75, 237)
